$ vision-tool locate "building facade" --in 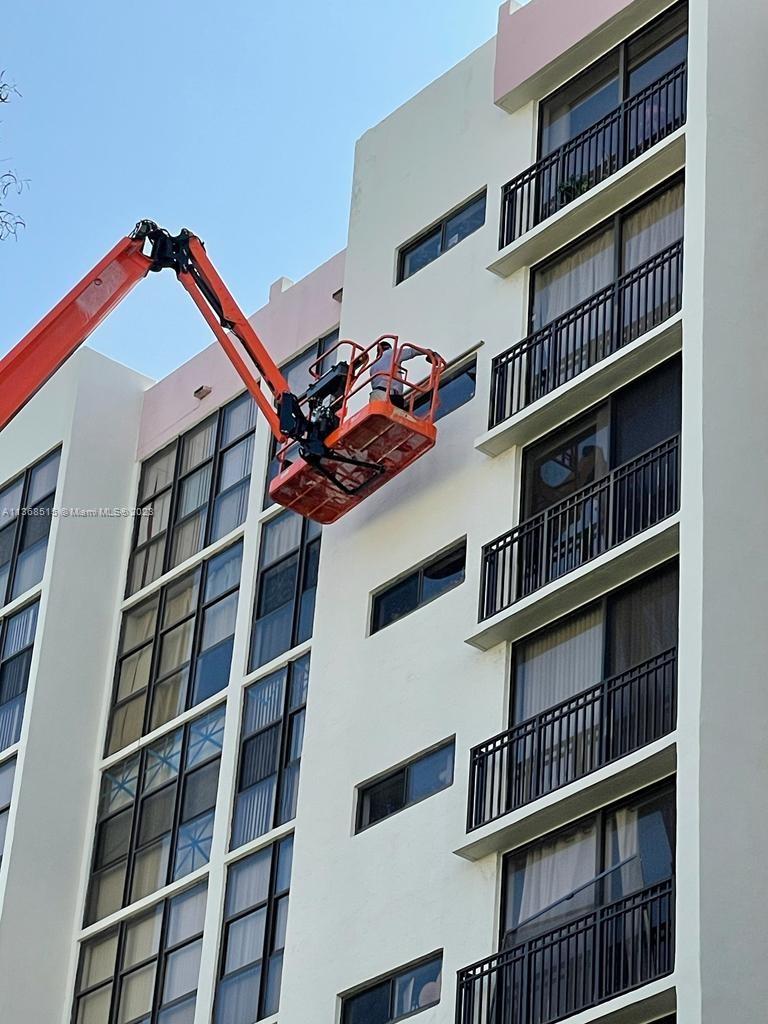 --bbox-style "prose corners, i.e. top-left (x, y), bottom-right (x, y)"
top-left (1, 1), bottom-right (767, 1022)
